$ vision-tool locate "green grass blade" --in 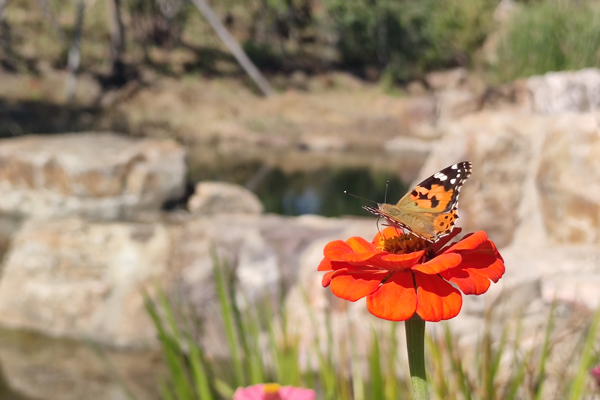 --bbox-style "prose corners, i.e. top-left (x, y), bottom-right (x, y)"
top-left (185, 332), bottom-right (215, 400)
top-left (425, 331), bottom-right (448, 399)
top-left (145, 291), bottom-right (195, 400)
top-left (368, 330), bottom-right (384, 400)
top-left (568, 305), bottom-right (600, 400)
top-left (211, 250), bottom-right (245, 386)
top-left (534, 302), bottom-right (556, 400)
top-left (384, 322), bottom-right (398, 400)
top-left (349, 321), bottom-right (365, 400)
top-left (443, 323), bottom-right (471, 400)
